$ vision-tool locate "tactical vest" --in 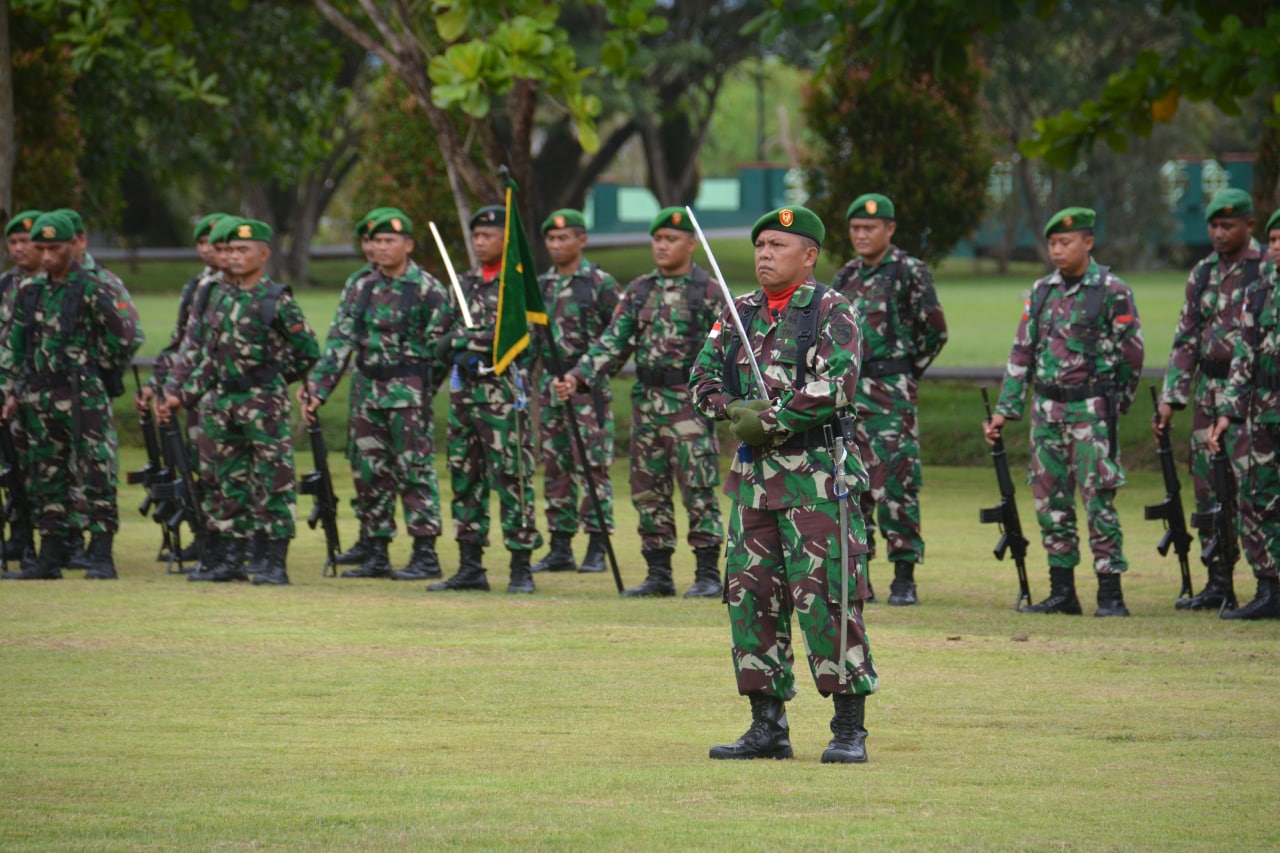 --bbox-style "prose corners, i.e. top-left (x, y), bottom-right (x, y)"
top-left (722, 284), bottom-right (829, 398)
top-left (19, 270), bottom-right (126, 397)
top-left (210, 279), bottom-right (293, 392)
top-left (1192, 256), bottom-right (1261, 379)
top-left (1247, 279), bottom-right (1280, 389)
top-left (1027, 266), bottom-right (1115, 385)
top-left (350, 270), bottom-right (428, 381)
